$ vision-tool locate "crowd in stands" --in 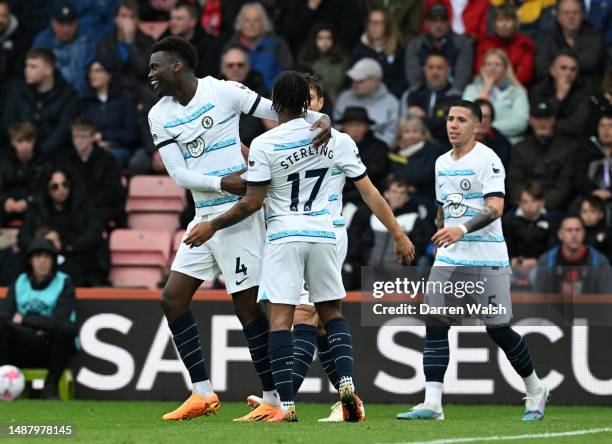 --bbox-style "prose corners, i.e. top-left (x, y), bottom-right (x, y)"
top-left (0, 0), bottom-right (610, 292)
